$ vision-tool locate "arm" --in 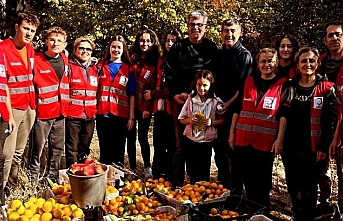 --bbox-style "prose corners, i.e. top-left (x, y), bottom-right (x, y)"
top-left (5, 85), bottom-right (15, 133)
top-left (317, 87), bottom-right (338, 161)
top-left (271, 117), bottom-right (286, 156)
top-left (228, 113), bottom-right (239, 149)
top-left (127, 94), bottom-right (135, 130)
